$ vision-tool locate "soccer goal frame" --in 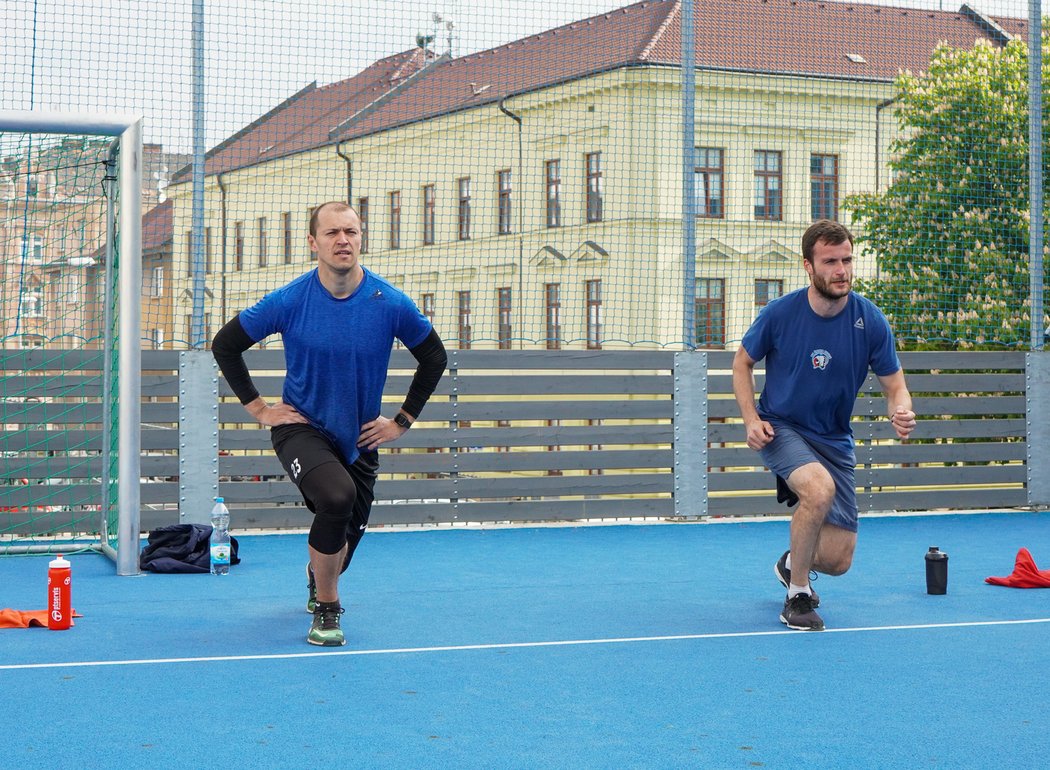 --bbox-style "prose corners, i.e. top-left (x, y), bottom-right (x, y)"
top-left (0, 110), bottom-right (143, 575)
